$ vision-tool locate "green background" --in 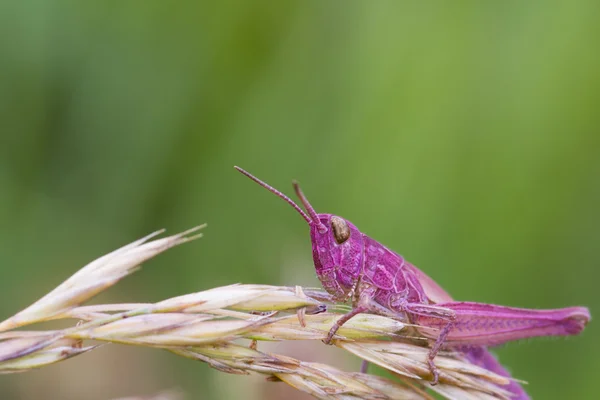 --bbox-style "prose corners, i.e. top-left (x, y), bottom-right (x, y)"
top-left (1, 1), bottom-right (598, 399)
